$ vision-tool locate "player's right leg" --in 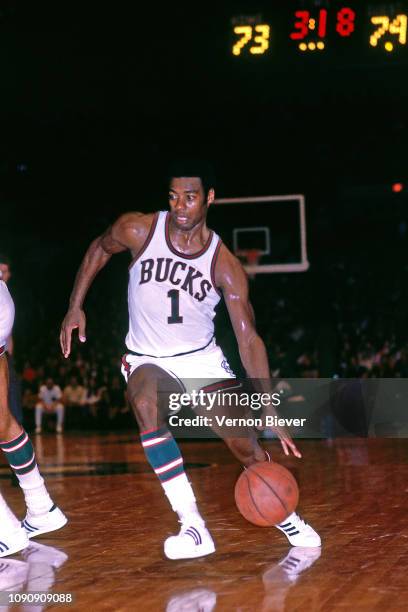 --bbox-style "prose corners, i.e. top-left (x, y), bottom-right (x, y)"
top-left (126, 363), bottom-right (215, 560)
